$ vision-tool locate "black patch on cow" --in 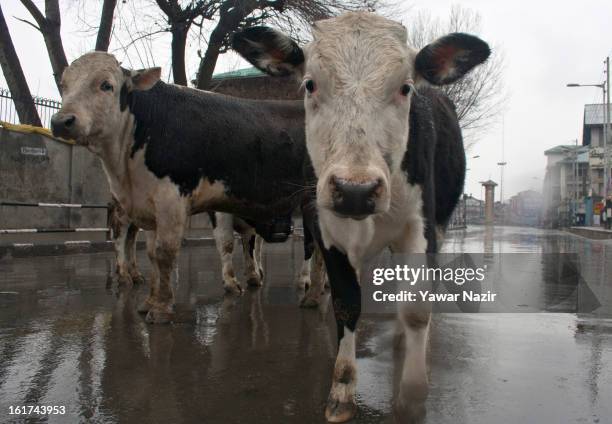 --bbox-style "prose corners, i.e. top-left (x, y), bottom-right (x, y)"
top-left (415, 33), bottom-right (490, 86)
top-left (232, 27), bottom-right (304, 77)
top-left (401, 86), bottom-right (466, 252)
top-left (120, 83), bottom-right (130, 112)
top-left (320, 245), bottom-right (361, 341)
top-left (127, 81), bottom-right (310, 221)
